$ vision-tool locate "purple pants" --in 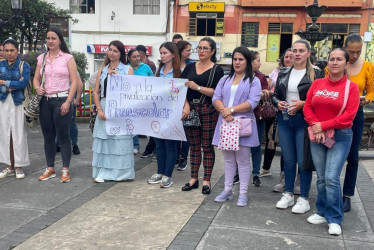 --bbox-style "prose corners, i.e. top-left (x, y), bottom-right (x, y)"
top-left (222, 146), bottom-right (251, 194)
